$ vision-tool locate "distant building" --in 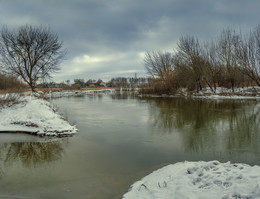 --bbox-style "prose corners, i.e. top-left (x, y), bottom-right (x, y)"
top-left (107, 76), bottom-right (149, 87)
top-left (73, 79), bottom-right (85, 87)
